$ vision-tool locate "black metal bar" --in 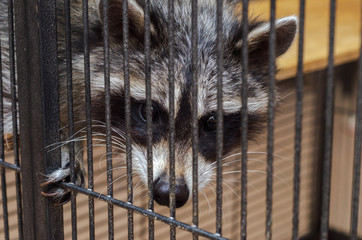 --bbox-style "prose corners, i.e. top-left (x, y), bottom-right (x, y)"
top-left (0, 36), bottom-right (9, 240)
top-left (0, 162), bottom-right (9, 240)
top-left (0, 38), bottom-right (9, 235)
top-left (0, 161), bottom-right (21, 172)
top-left (167, 0), bottom-right (176, 239)
top-left (320, 1), bottom-right (336, 239)
top-left (60, 182), bottom-right (229, 240)
top-left (349, 10), bottom-right (362, 240)
top-left (240, 1), bottom-right (249, 240)
top-left (144, 0), bottom-right (154, 239)
top-left (122, 1), bottom-right (134, 240)
top-left (7, 1), bottom-right (23, 238)
top-left (216, 0), bottom-right (224, 235)
top-left (191, 0), bottom-right (199, 239)
top-left (293, 1), bottom-right (305, 239)
top-left (14, 0), bottom-right (64, 239)
top-left (266, 1), bottom-right (276, 239)
top-left (64, 0), bottom-right (78, 239)
top-left (82, 0), bottom-right (95, 239)
top-left (101, 0), bottom-right (114, 239)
